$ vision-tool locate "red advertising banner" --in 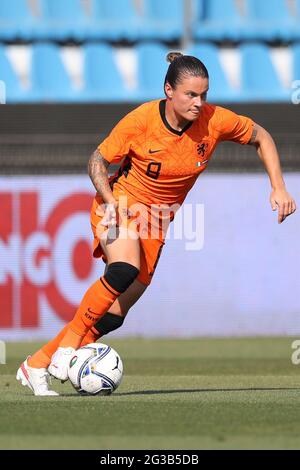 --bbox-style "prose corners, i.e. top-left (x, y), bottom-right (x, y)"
top-left (0, 177), bottom-right (100, 339)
